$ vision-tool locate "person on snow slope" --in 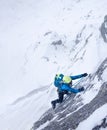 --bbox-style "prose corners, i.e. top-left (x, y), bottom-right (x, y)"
top-left (51, 73), bottom-right (88, 109)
